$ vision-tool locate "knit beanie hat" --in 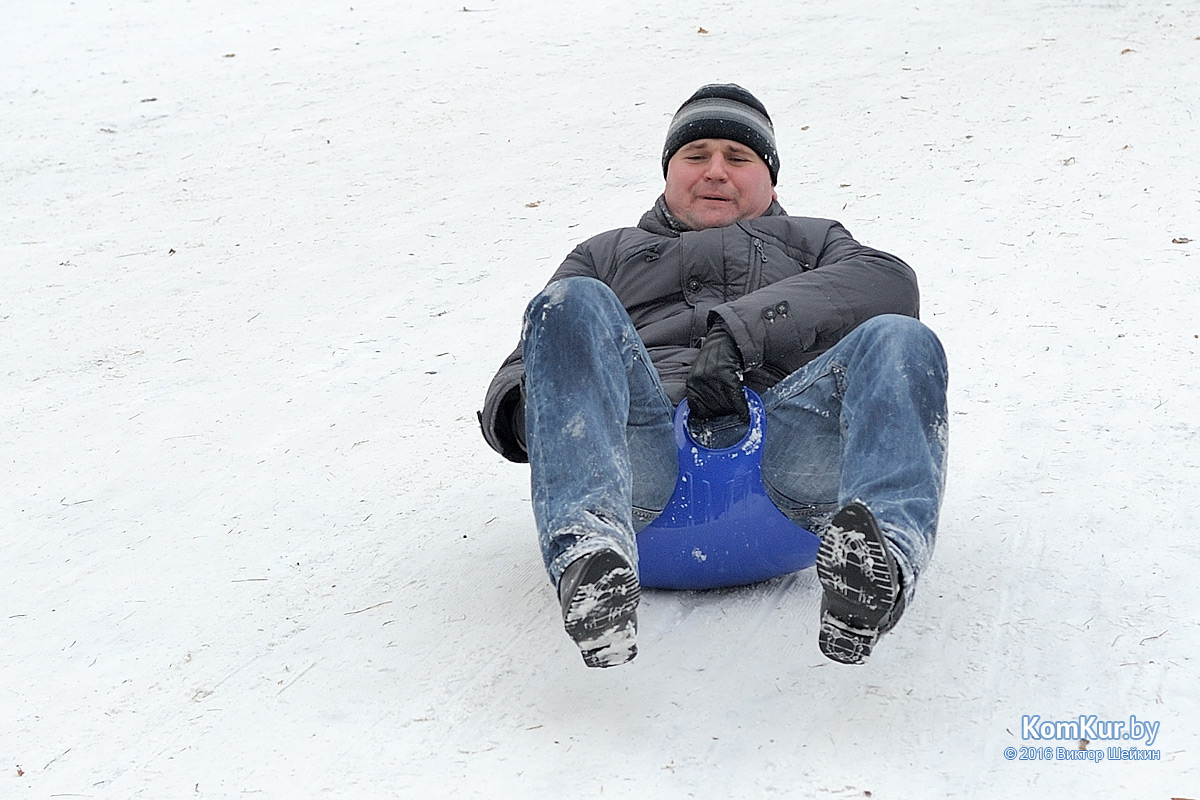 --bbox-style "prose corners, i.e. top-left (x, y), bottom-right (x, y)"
top-left (661, 84), bottom-right (779, 184)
